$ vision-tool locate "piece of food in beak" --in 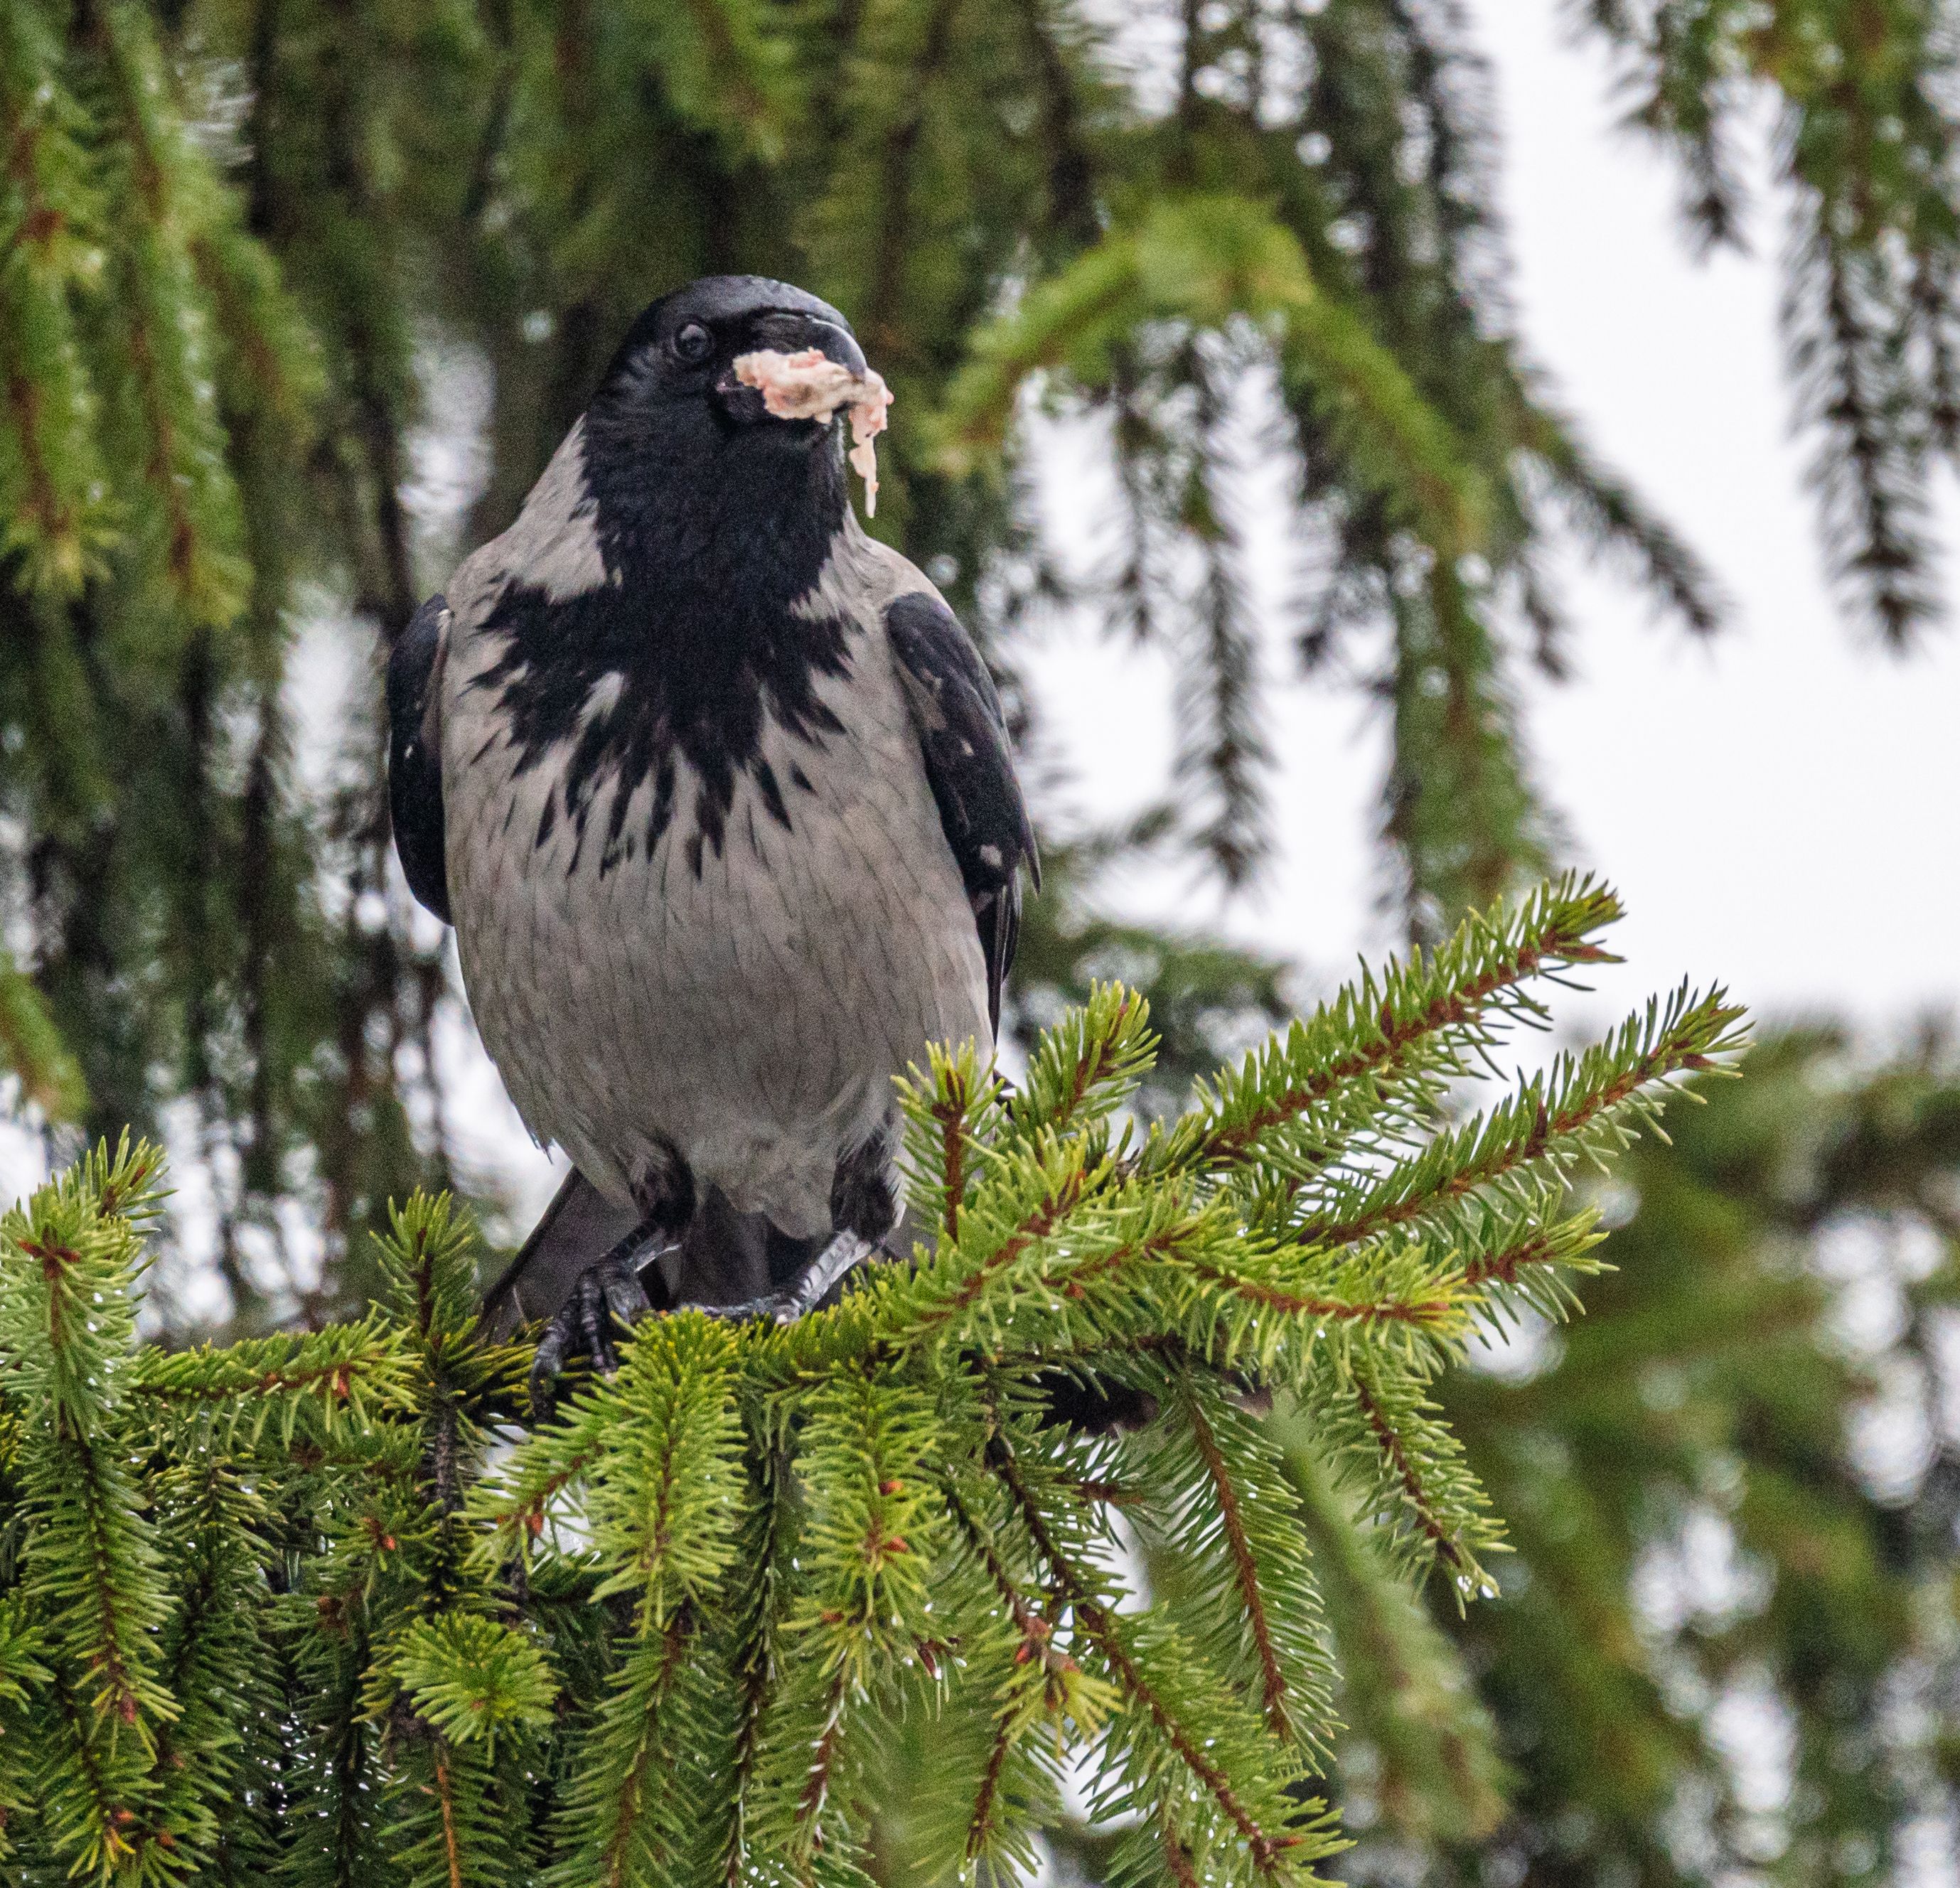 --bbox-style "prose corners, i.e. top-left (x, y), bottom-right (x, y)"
top-left (733, 347), bottom-right (896, 516)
